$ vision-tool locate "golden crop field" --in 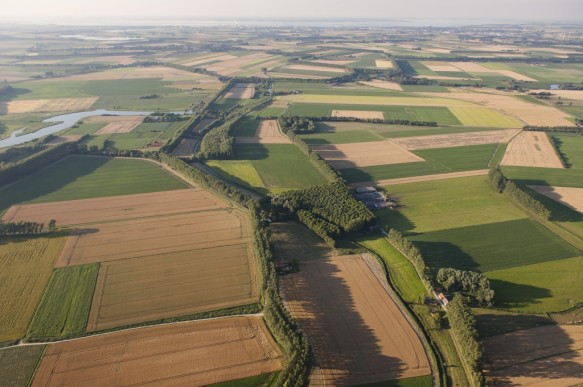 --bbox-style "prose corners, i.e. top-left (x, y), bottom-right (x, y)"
top-left (449, 107), bottom-right (524, 127)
